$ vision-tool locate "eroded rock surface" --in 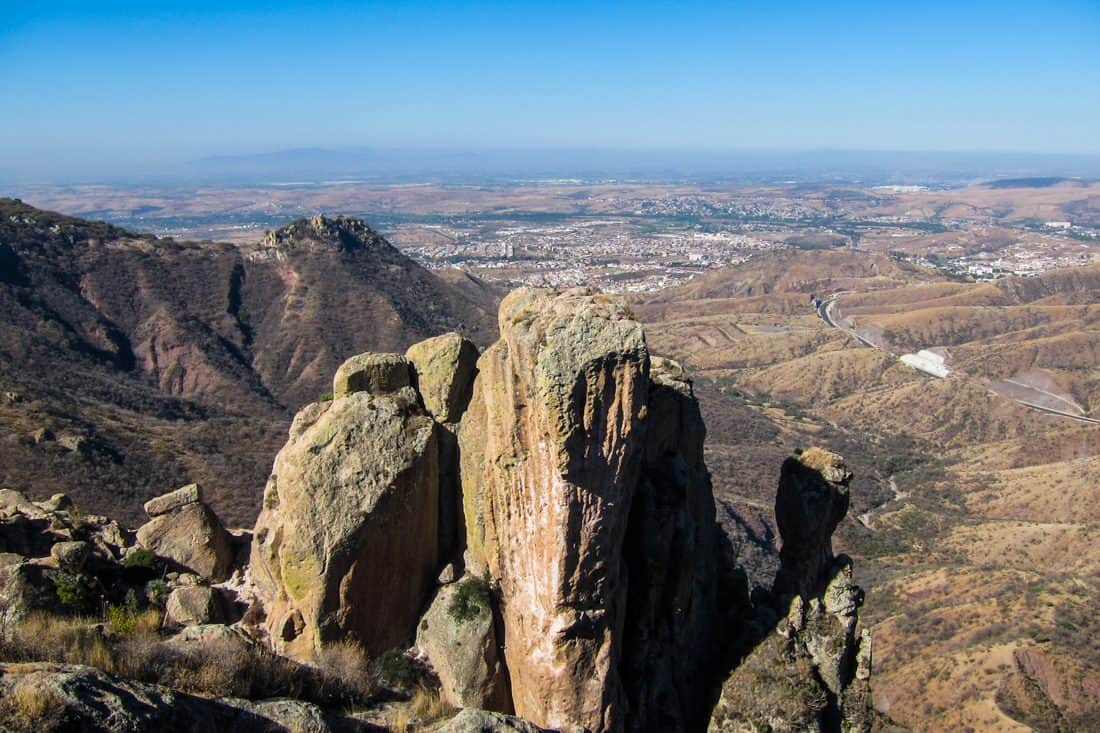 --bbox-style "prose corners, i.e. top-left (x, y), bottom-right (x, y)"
top-left (459, 288), bottom-right (649, 732)
top-left (710, 449), bottom-right (871, 733)
top-left (250, 361), bottom-right (439, 659)
top-left (416, 577), bottom-right (511, 711)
